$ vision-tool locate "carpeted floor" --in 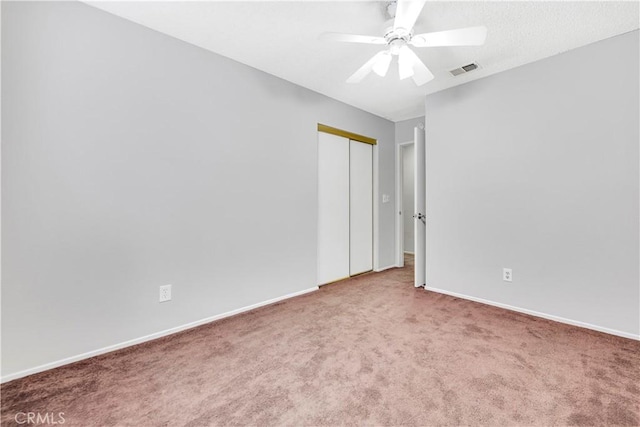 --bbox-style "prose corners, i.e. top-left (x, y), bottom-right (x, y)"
top-left (2, 255), bottom-right (639, 426)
